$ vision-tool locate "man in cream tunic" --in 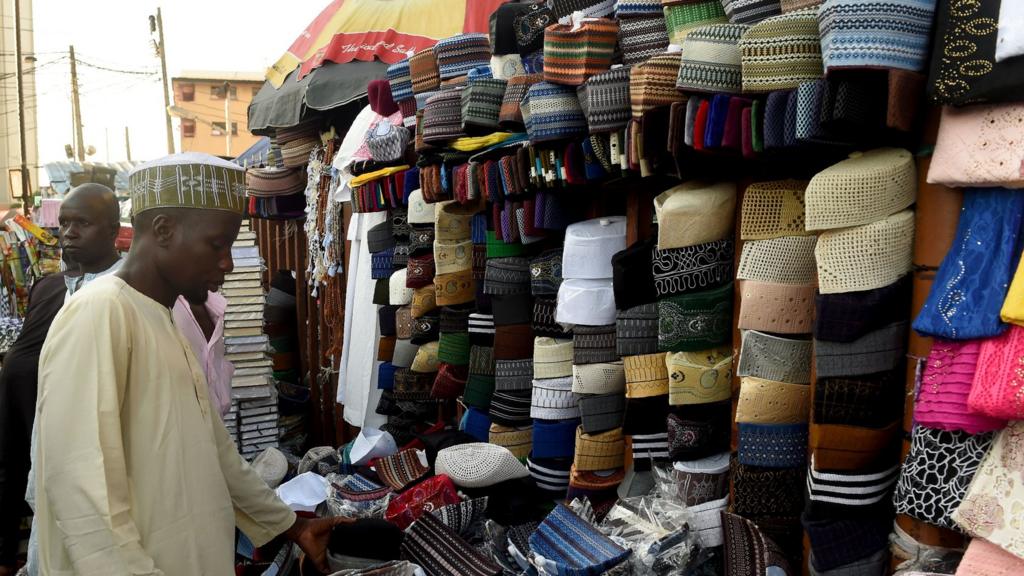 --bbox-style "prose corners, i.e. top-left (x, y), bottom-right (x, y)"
top-left (32, 153), bottom-right (341, 575)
